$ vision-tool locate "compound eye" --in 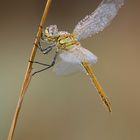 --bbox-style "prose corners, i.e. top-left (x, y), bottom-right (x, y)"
top-left (45, 25), bottom-right (58, 37)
